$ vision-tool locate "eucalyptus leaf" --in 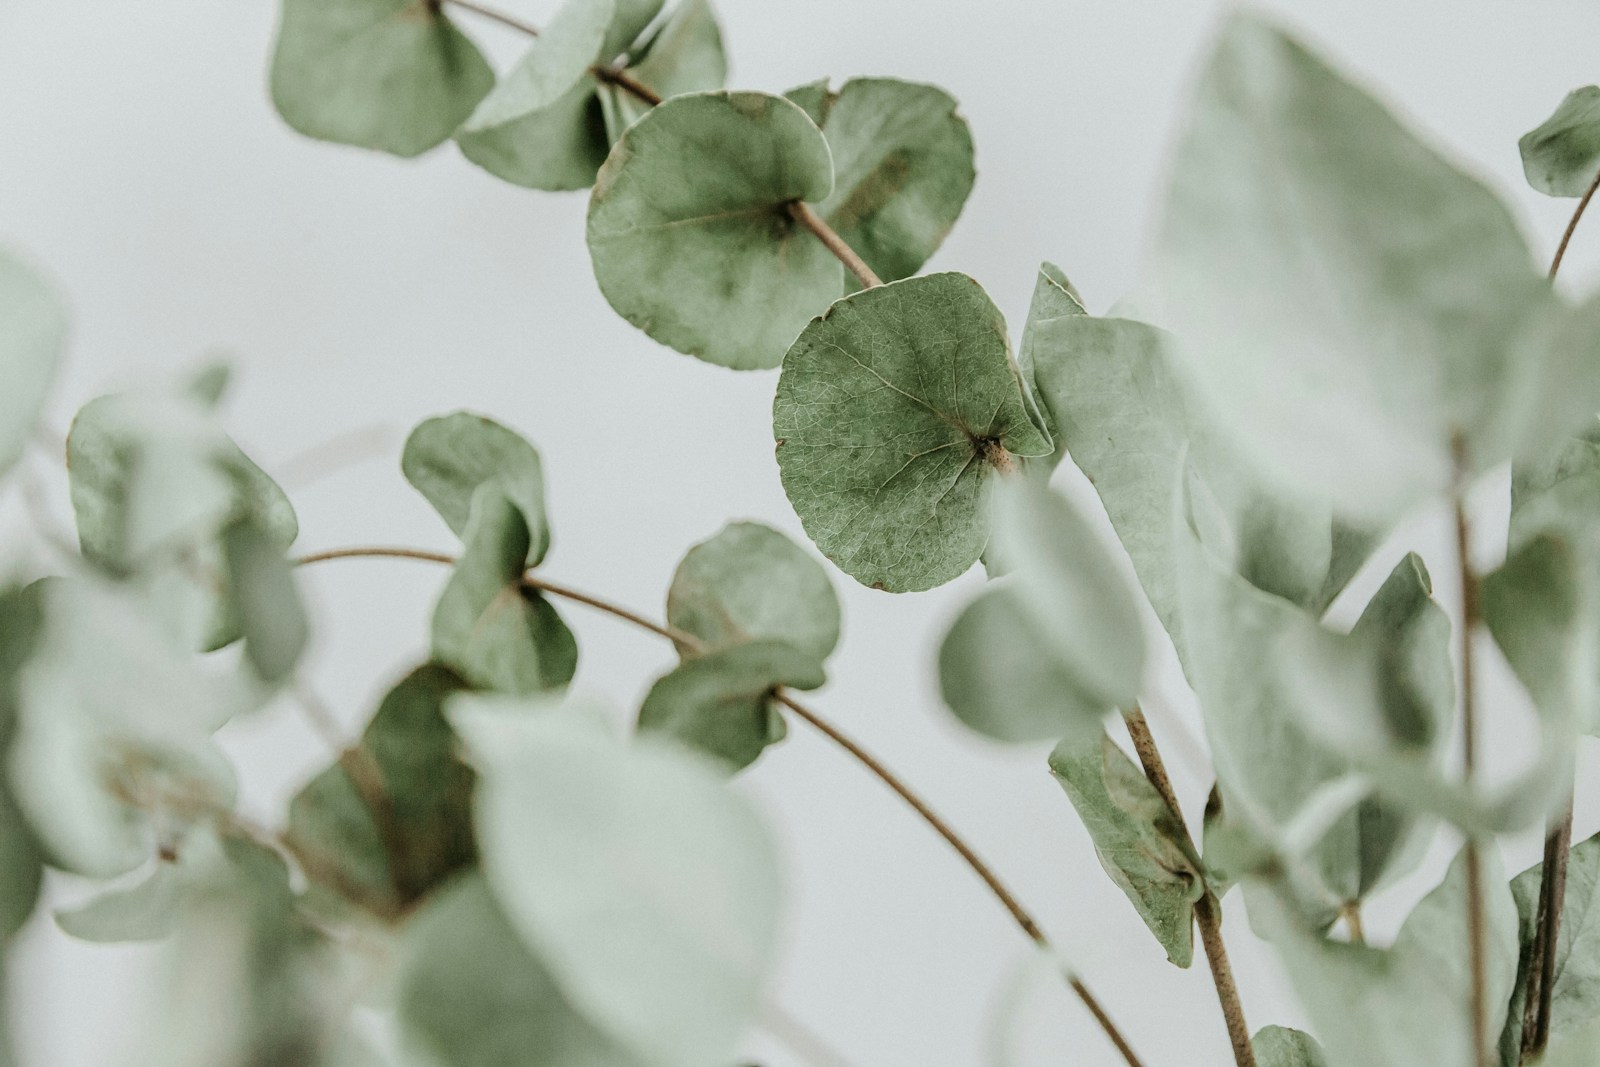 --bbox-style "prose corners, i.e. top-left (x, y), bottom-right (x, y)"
top-left (287, 664), bottom-right (474, 910)
top-left (1253, 847), bottom-right (1518, 1067)
top-left (938, 479), bottom-right (1145, 743)
top-left (221, 517), bottom-right (309, 686)
top-left (782, 77), bottom-right (975, 290)
top-left (1141, 12), bottom-right (1563, 519)
top-left (636, 640), bottom-right (822, 772)
top-left (1252, 1026), bottom-right (1328, 1067)
top-left (54, 827), bottom-right (235, 943)
top-left (270, 0), bottom-right (494, 158)
top-left (1026, 307), bottom-right (1370, 654)
top-left (0, 585), bottom-right (45, 944)
top-left (588, 90), bottom-right (840, 370)
top-left (402, 411), bottom-right (550, 565)
top-left (397, 874), bottom-right (641, 1067)
top-left (773, 272), bottom-right (1051, 591)
top-left (665, 521), bottom-right (840, 662)
top-left (1501, 832), bottom-right (1600, 1061)
top-left (598, 0), bottom-right (728, 140)
top-left (0, 247), bottom-right (67, 480)
top-left (1543, 1018), bottom-right (1600, 1067)
top-left (431, 485), bottom-right (577, 694)
top-left (1520, 87), bottom-right (1600, 197)
top-left (453, 701), bottom-right (782, 1067)
top-left (1049, 731), bottom-right (1203, 966)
